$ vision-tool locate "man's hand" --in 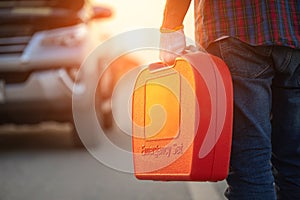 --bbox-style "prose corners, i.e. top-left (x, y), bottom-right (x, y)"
top-left (159, 0), bottom-right (191, 64)
top-left (159, 27), bottom-right (186, 65)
